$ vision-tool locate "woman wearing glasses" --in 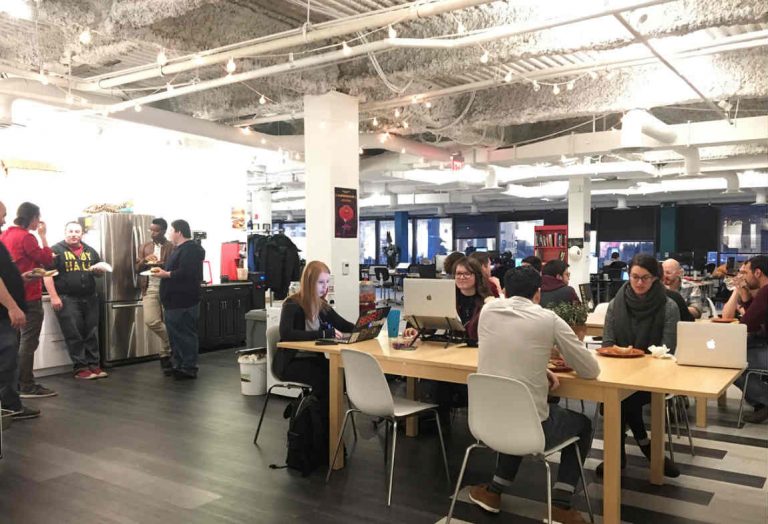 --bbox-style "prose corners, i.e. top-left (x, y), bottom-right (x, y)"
top-left (598, 253), bottom-right (681, 478)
